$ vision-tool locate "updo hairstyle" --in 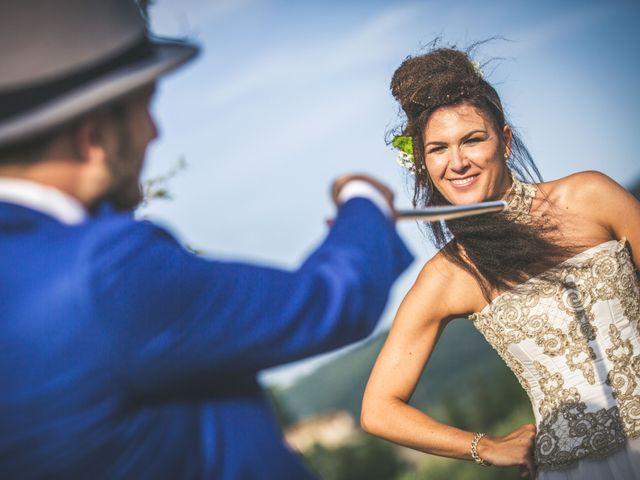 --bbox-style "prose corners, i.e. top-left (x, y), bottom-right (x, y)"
top-left (390, 45), bottom-right (539, 208)
top-left (389, 43), bottom-right (573, 301)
